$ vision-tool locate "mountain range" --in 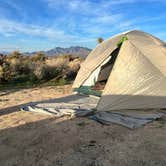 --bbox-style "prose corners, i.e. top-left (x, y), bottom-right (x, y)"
top-left (24, 46), bottom-right (92, 58)
top-left (0, 46), bottom-right (92, 58)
